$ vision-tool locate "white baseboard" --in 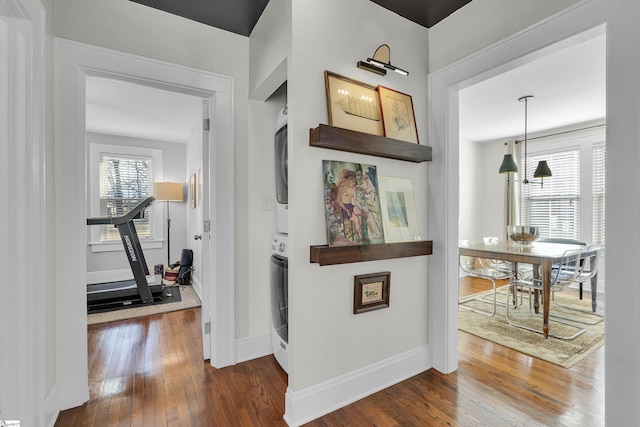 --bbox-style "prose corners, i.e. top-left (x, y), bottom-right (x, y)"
top-left (283, 344), bottom-right (431, 426)
top-left (235, 333), bottom-right (273, 364)
top-left (191, 274), bottom-right (203, 299)
top-left (192, 276), bottom-right (273, 365)
top-left (86, 269), bottom-right (132, 284)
